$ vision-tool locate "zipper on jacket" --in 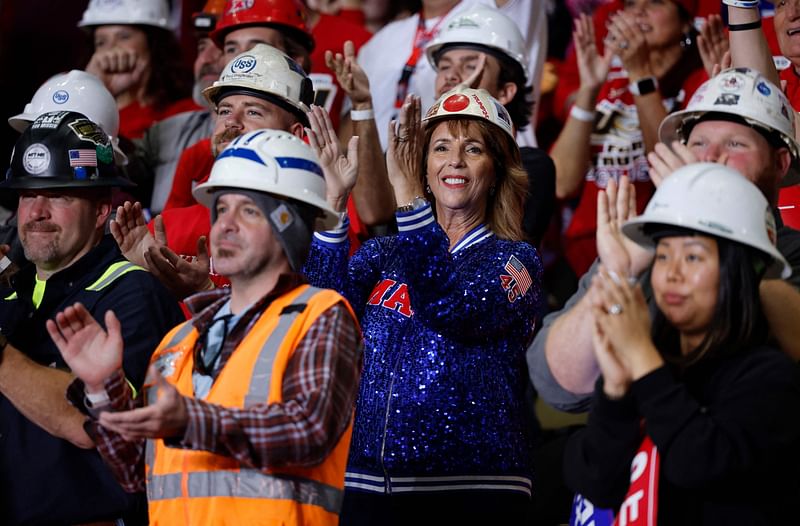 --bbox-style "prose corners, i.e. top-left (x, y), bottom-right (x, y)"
top-left (379, 350), bottom-right (404, 494)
